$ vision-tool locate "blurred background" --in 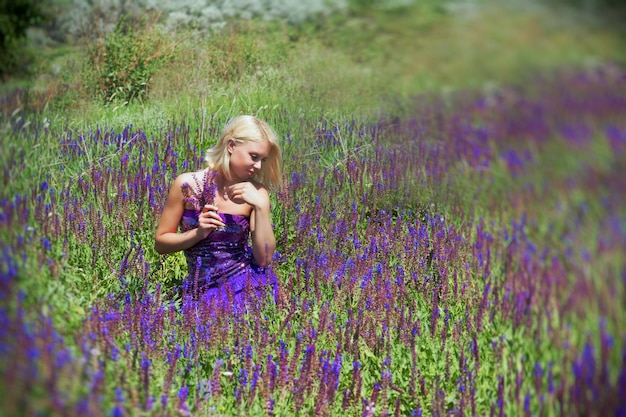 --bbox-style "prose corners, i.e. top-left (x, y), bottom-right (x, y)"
top-left (1, 0), bottom-right (625, 124)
